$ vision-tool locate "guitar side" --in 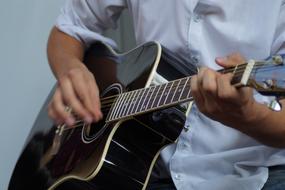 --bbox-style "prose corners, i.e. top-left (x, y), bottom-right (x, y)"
top-left (8, 42), bottom-right (193, 190)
